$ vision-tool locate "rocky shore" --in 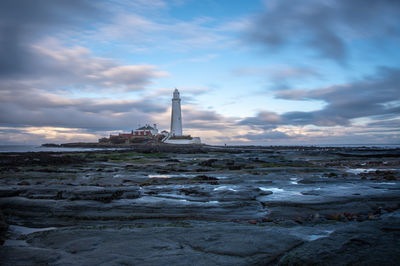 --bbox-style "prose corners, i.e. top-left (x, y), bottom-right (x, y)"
top-left (1, 145), bottom-right (399, 265)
